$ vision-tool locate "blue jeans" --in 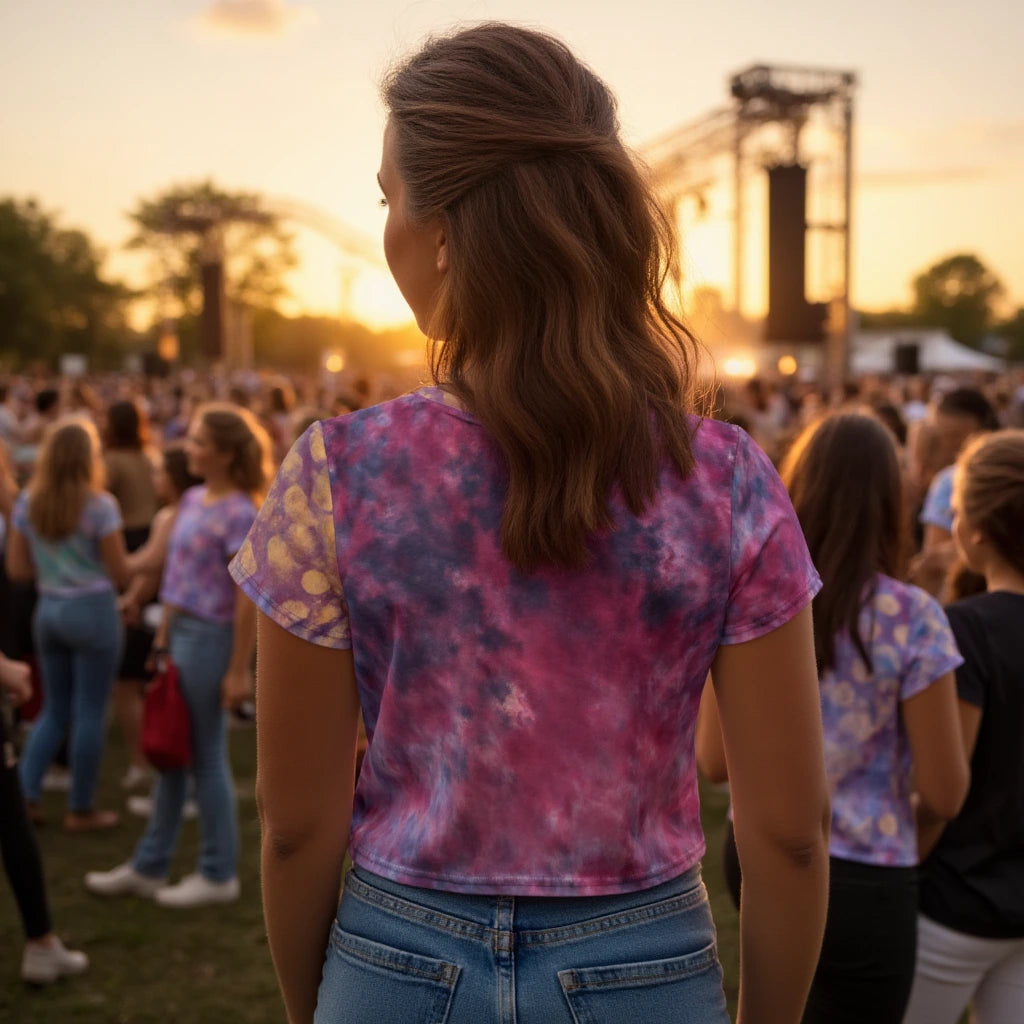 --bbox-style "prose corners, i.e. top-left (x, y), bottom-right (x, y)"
top-left (19, 590), bottom-right (122, 812)
top-left (314, 864), bottom-right (728, 1024)
top-left (133, 614), bottom-right (238, 882)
